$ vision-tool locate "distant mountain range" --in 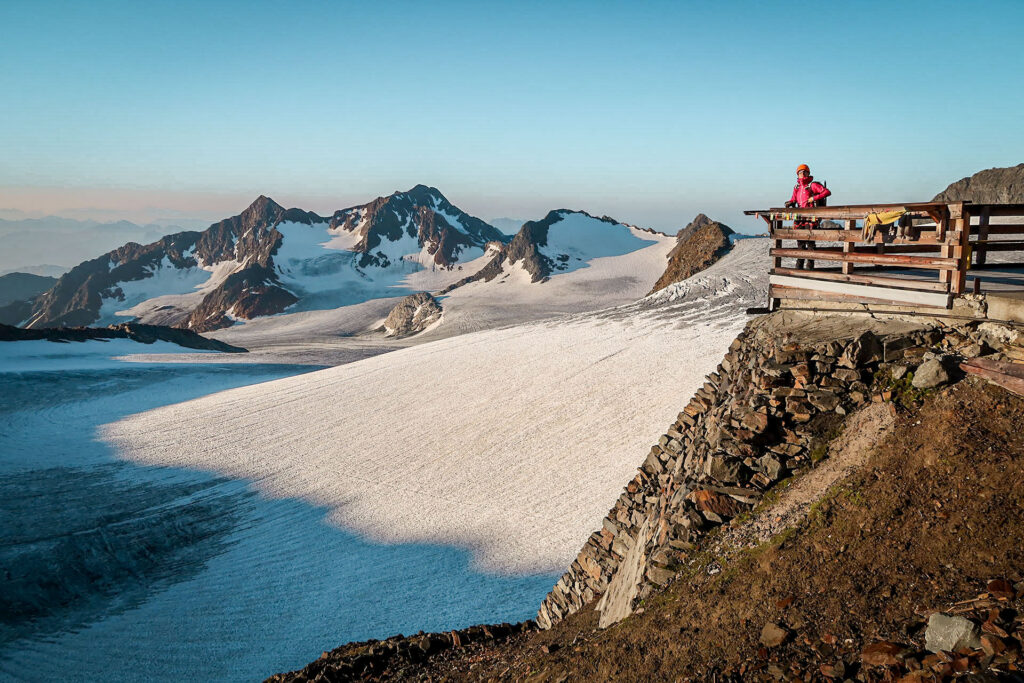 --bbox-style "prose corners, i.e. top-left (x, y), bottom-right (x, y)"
top-left (15, 186), bottom-right (515, 331)
top-left (0, 216), bottom-right (175, 274)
